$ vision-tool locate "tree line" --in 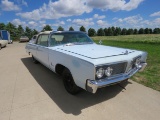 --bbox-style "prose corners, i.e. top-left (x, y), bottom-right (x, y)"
top-left (94, 27), bottom-right (160, 37)
top-left (42, 25), bottom-right (160, 37)
top-left (0, 22), bottom-right (160, 40)
top-left (0, 22), bottom-right (39, 40)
